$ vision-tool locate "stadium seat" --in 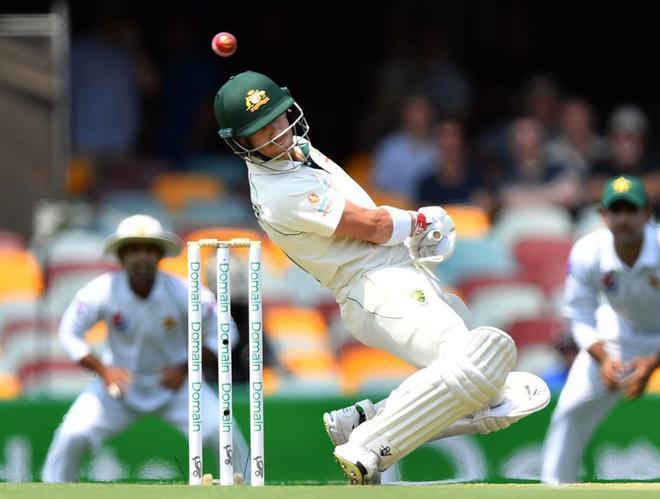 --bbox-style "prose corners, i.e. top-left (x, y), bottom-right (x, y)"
top-left (434, 236), bottom-right (518, 287)
top-left (490, 204), bottom-right (573, 252)
top-left (468, 281), bottom-right (547, 329)
top-left (0, 249), bottom-right (43, 300)
top-left (337, 343), bottom-right (415, 394)
top-left (573, 204), bottom-right (605, 240)
top-left (264, 306), bottom-right (338, 380)
top-left (444, 204), bottom-right (491, 239)
top-left (343, 152), bottom-right (373, 191)
top-left (0, 229), bottom-right (25, 249)
top-left (513, 237), bottom-right (573, 271)
top-left (45, 229), bottom-right (108, 264)
top-left (513, 237), bottom-right (572, 295)
top-left (151, 172), bottom-right (225, 211)
top-left (507, 317), bottom-right (566, 349)
top-left (0, 298), bottom-right (39, 332)
top-left (183, 153), bottom-right (248, 193)
top-left (520, 262), bottom-right (569, 296)
top-left (0, 372), bottom-right (22, 399)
